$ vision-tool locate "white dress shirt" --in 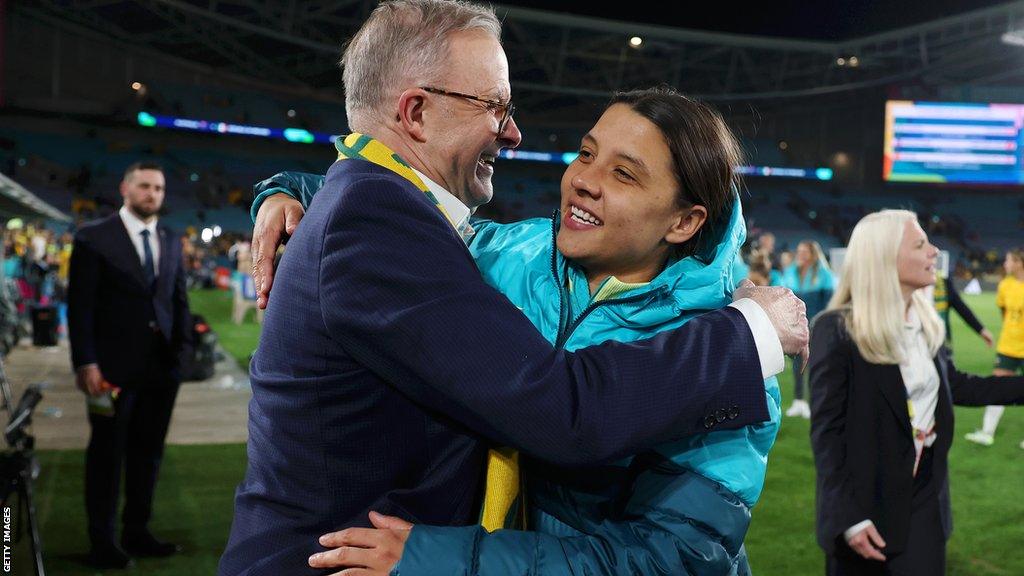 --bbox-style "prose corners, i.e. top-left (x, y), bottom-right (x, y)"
top-left (412, 169), bottom-right (474, 241)
top-left (119, 205), bottom-right (160, 277)
top-left (410, 169), bottom-right (784, 381)
top-left (728, 299), bottom-right (786, 379)
top-left (900, 308), bottom-right (940, 451)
